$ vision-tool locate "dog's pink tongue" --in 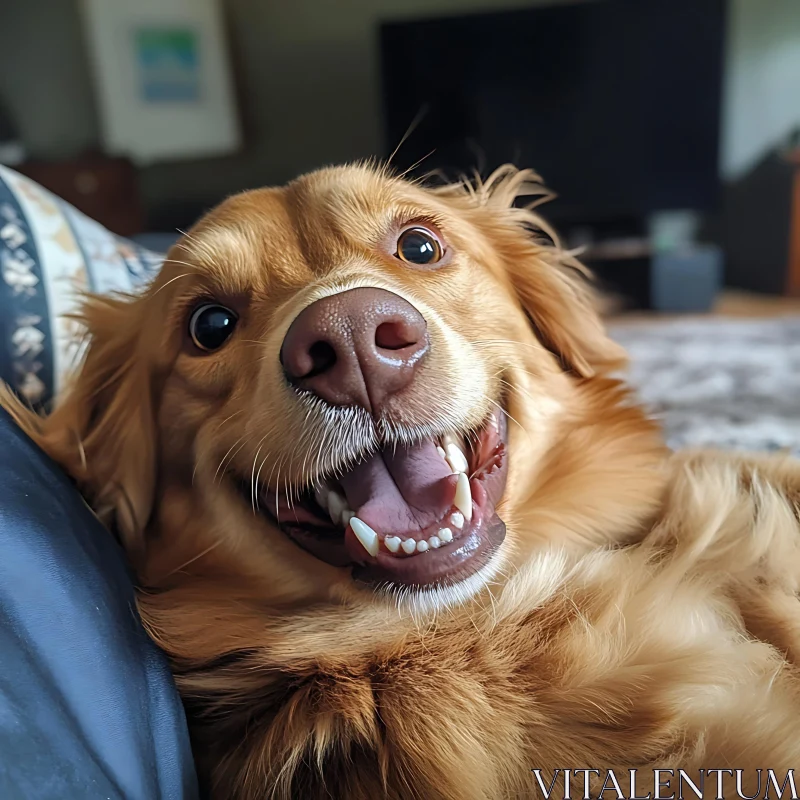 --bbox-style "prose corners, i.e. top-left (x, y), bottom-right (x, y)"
top-left (338, 440), bottom-right (455, 535)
